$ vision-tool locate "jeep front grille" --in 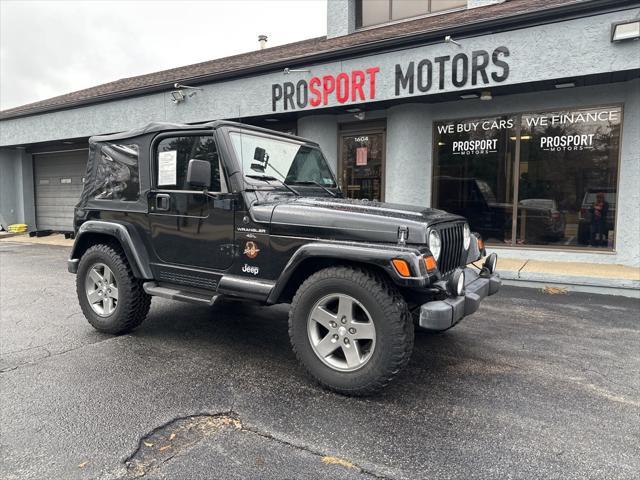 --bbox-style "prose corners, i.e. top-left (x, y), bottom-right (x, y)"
top-left (437, 223), bottom-right (465, 275)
